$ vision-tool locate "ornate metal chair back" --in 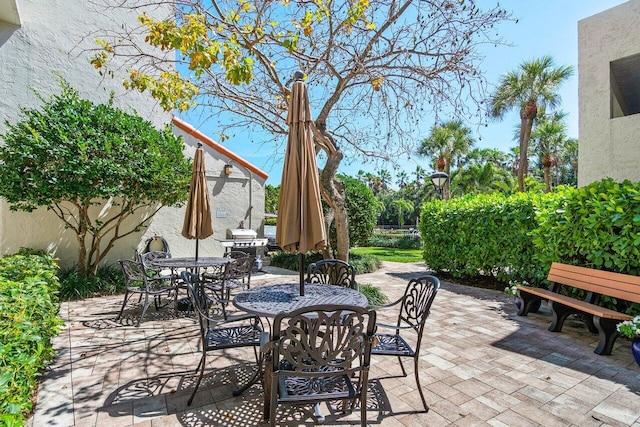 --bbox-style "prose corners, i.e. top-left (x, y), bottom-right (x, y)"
top-left (306, 259), bottom-right (358, 290)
